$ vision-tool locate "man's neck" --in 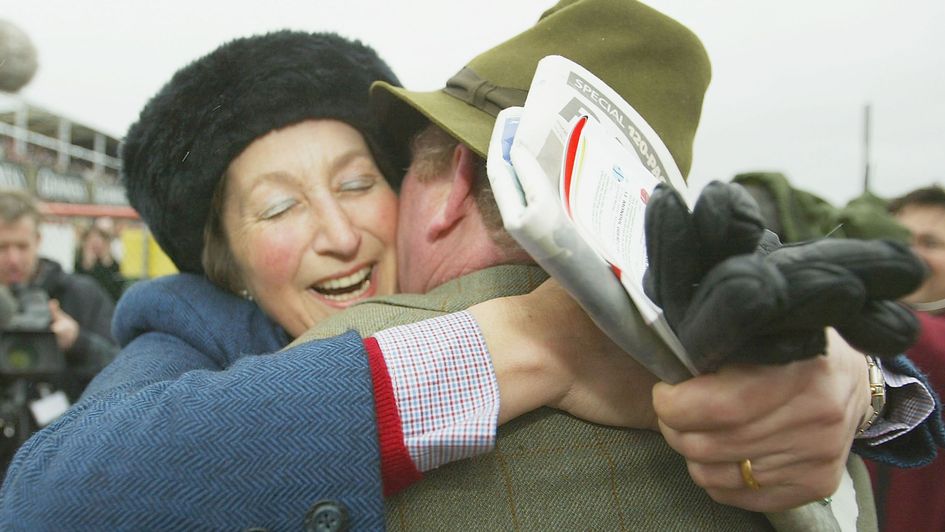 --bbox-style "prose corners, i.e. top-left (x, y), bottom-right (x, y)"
top-left (418, 238), bottom-right (508, 294)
